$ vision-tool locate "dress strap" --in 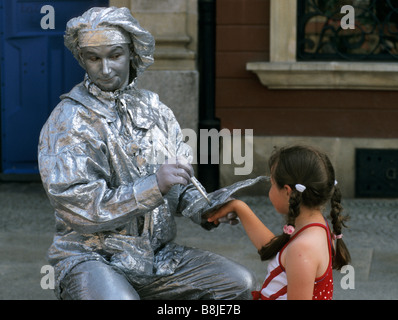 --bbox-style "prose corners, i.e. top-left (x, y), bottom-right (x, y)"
top-left (291, 222), bottom-right (329, 241)
top-left (278, 221), bottom-right (332, 269)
